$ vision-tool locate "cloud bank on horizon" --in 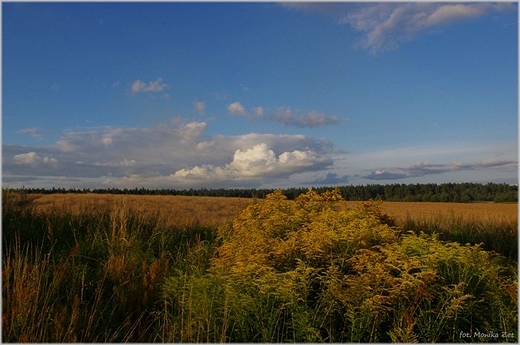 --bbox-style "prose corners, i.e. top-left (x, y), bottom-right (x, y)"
top-left (4, 119), bottom-right (516, 189)
top-left (3, 2), bottom-right (517, 189)
top-left (4, 120), bottom-right (336, 188)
